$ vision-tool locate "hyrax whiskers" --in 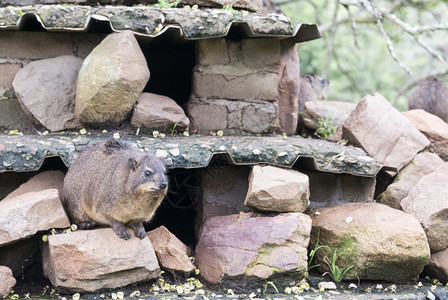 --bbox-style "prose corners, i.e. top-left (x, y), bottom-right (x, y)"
top-left (62, 140), bottom-right (168, 240)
